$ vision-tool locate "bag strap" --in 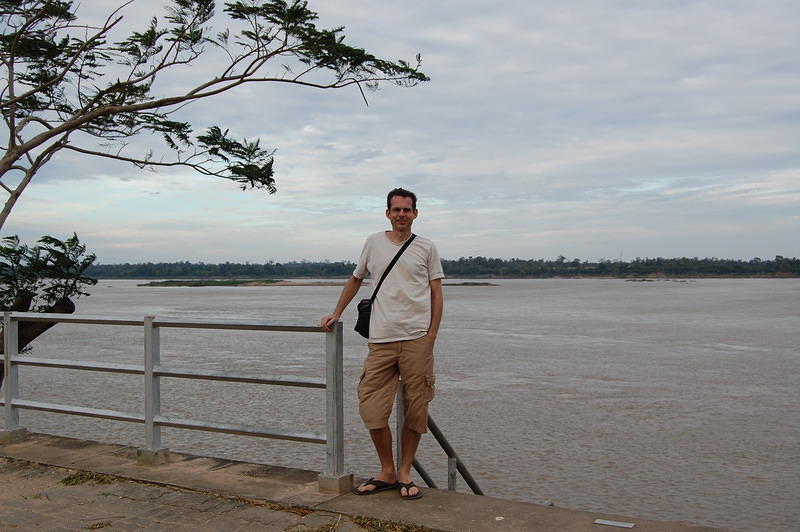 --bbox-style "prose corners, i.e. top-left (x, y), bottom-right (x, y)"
top-left (368, 234), bottom-right (416, 303)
